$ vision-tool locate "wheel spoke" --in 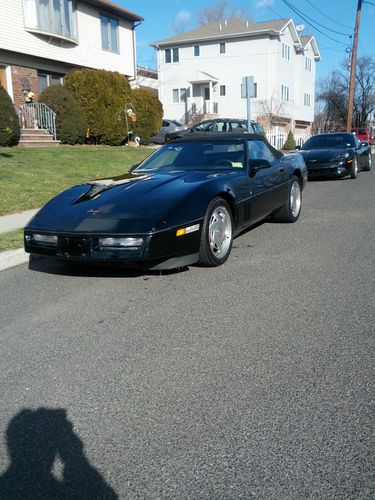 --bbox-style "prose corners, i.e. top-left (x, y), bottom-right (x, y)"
top-left (208, 206), bottom-right (232, 258)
